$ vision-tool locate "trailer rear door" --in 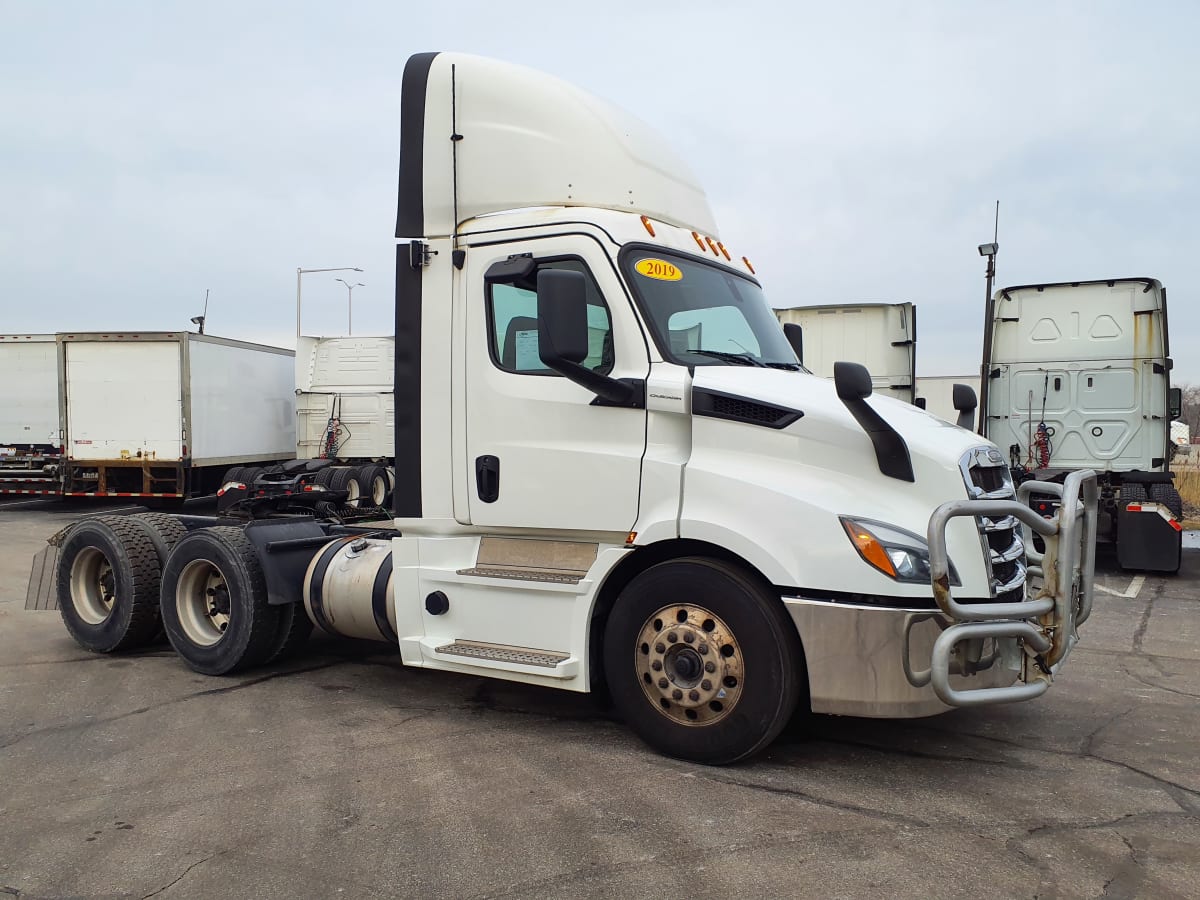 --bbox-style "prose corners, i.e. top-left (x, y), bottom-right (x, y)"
top-left (0, 336), bottom-right (59, 450)
top-left (64, 340), bottom-right (183, 461)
